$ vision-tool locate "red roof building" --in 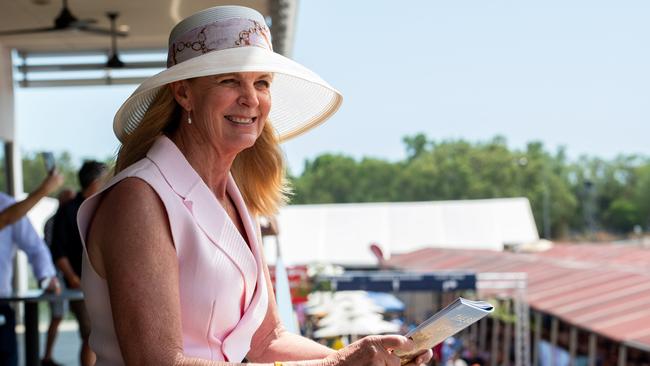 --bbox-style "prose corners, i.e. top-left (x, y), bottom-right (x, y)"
top-left (387, 243), bottom-right (650, 353)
